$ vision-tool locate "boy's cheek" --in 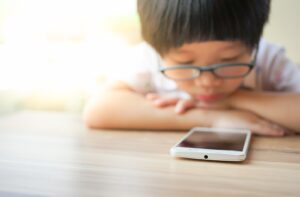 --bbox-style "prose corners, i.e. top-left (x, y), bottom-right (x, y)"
top-left (175, 80), bottom-right (194, 89)
top-left (222, 79), bottom-right (245, 93)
